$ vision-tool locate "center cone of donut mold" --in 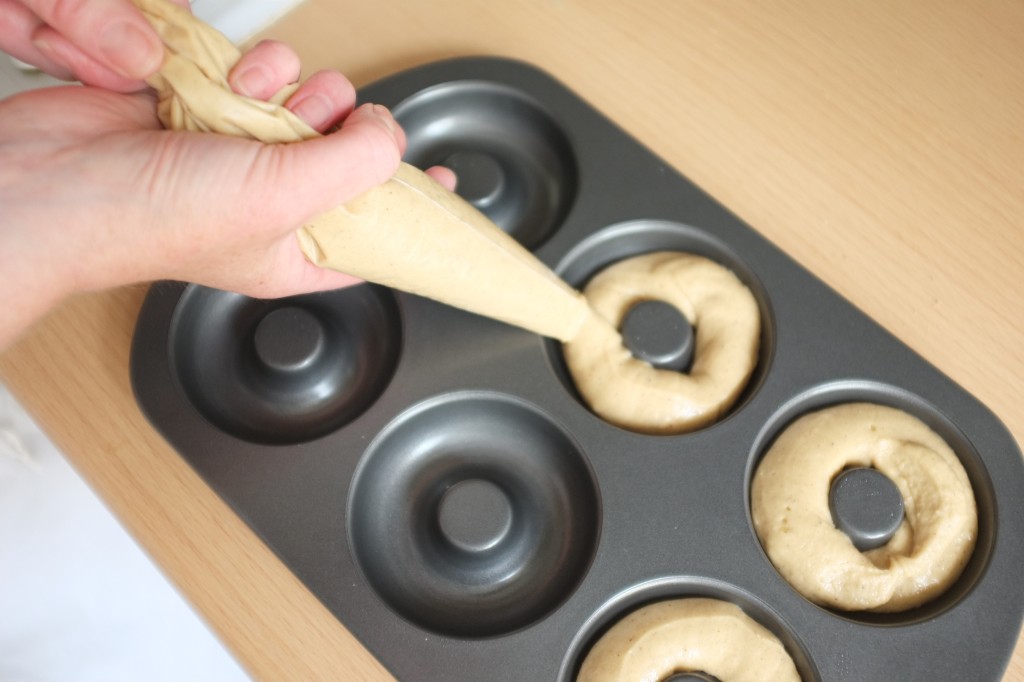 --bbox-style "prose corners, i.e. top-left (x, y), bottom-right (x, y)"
top-left (829, 466), bottom-right (905, 552)
top-left (253, 306), bottom-right (325, 372)
top-left (443, 151), bottom-right (506, 209)
top-left (437, 479), bottom-right (513, 552)
top-left (620, 299), bottom-right (695, 372)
